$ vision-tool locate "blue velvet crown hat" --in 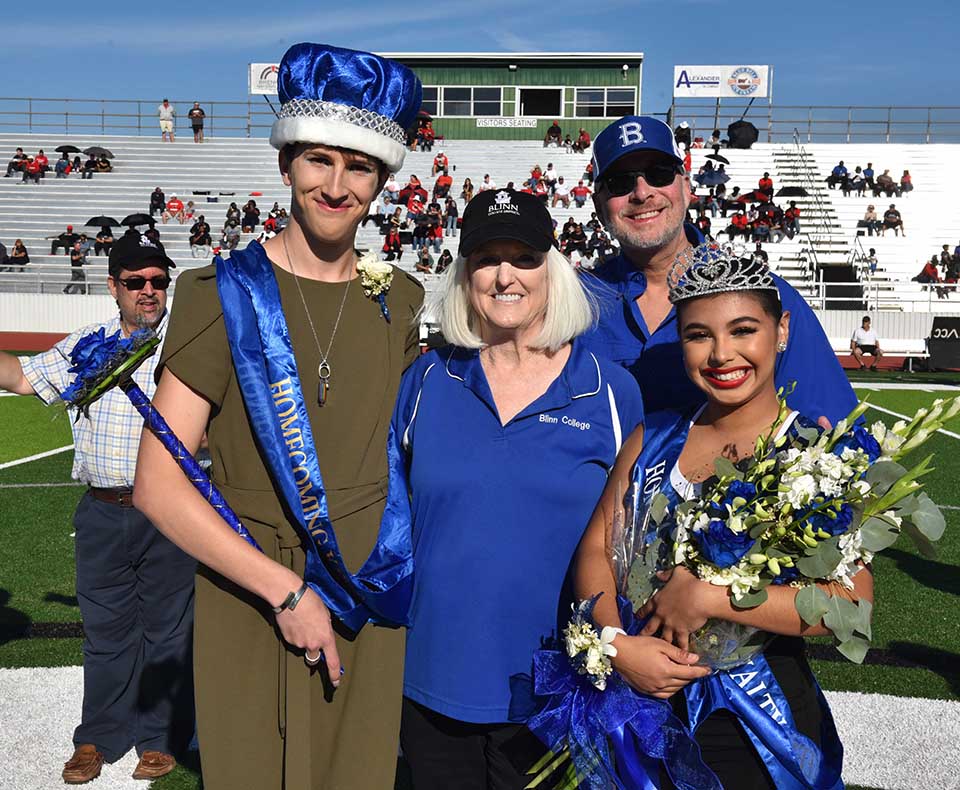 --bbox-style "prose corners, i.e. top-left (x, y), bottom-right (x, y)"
top-left (270, 43), bottom-right (422, 173)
